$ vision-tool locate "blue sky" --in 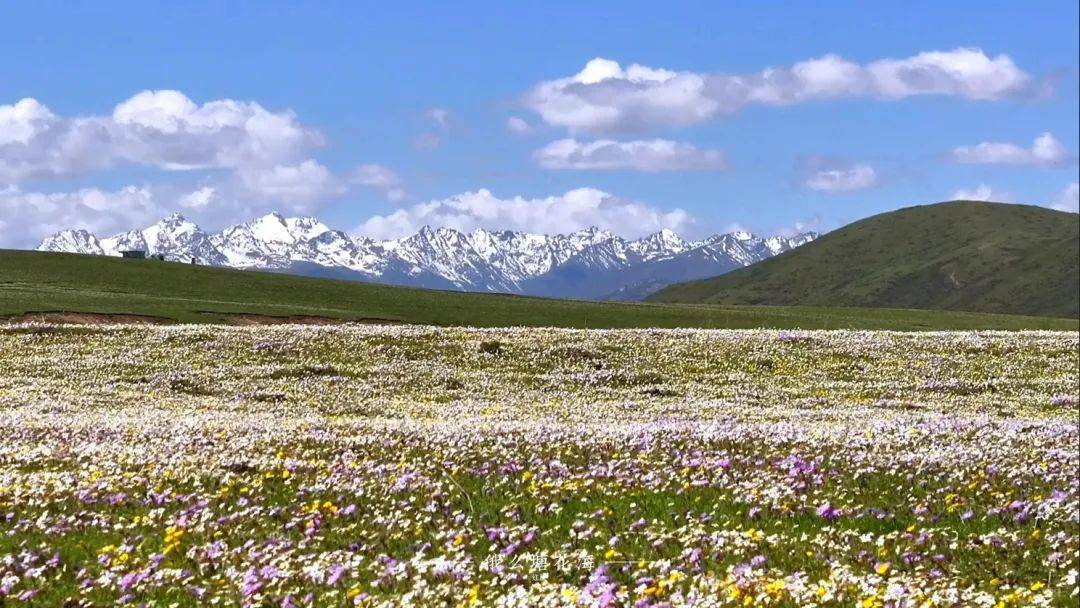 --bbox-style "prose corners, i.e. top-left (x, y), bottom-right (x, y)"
top-left (1, 1), bottom-right (1077, 247)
